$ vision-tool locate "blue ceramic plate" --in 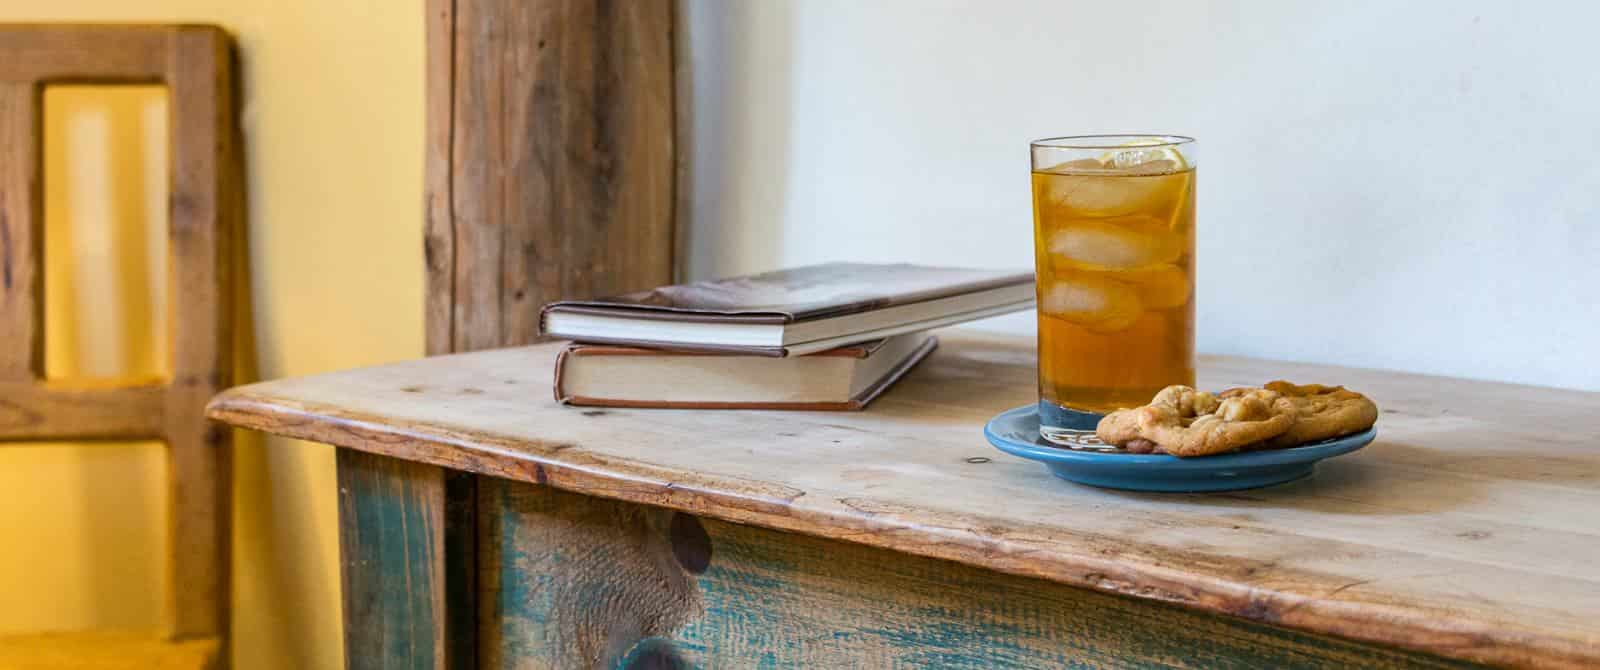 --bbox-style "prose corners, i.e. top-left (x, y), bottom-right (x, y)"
top-left (984, 404), bottom-right (1376, 492)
